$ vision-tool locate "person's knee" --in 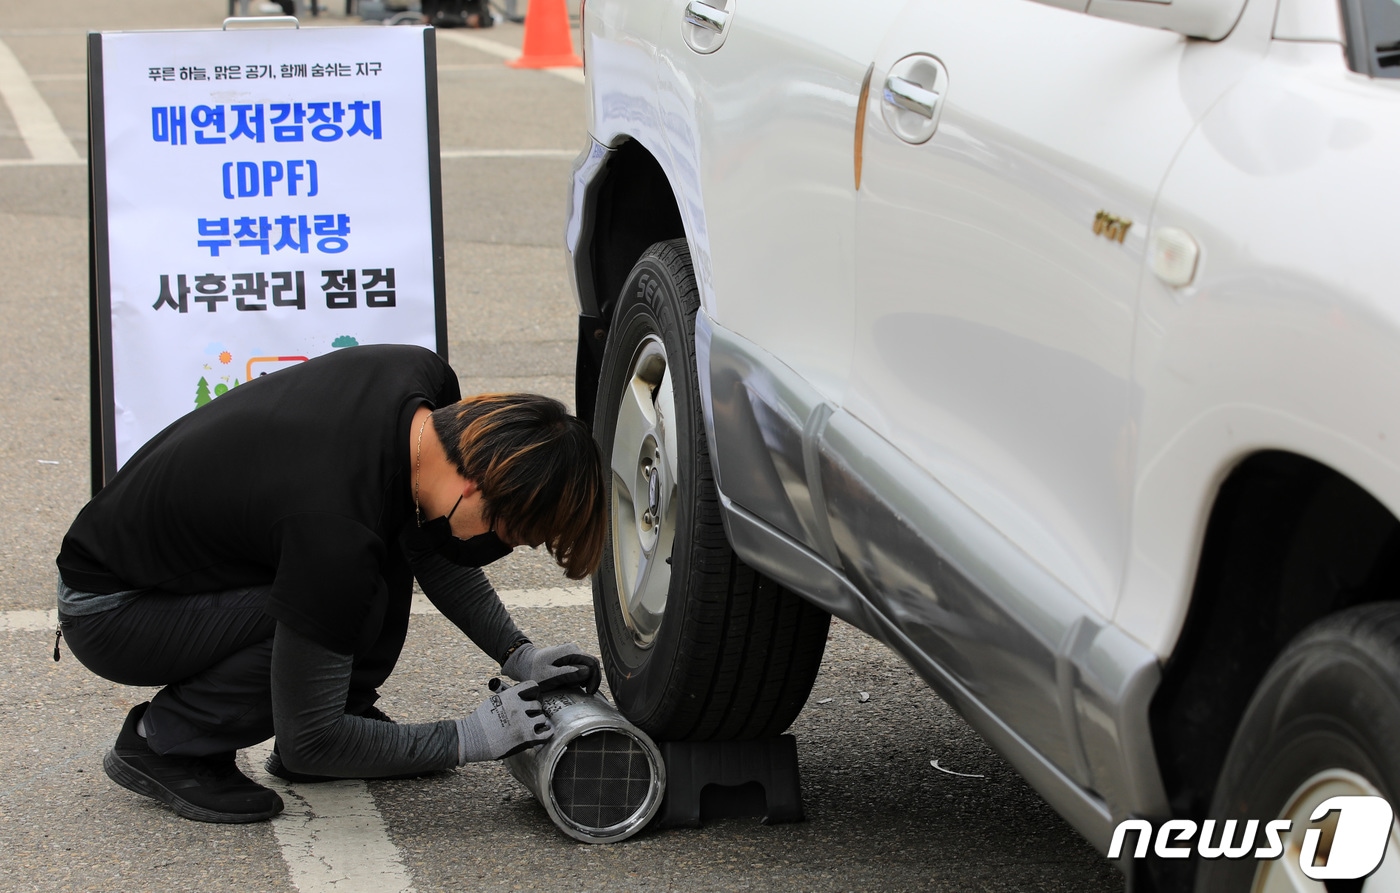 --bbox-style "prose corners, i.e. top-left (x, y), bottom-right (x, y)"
top-left (275, 719), bottom-right (339, 775)
top-left (276, 743), bottom-right (317, 774)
